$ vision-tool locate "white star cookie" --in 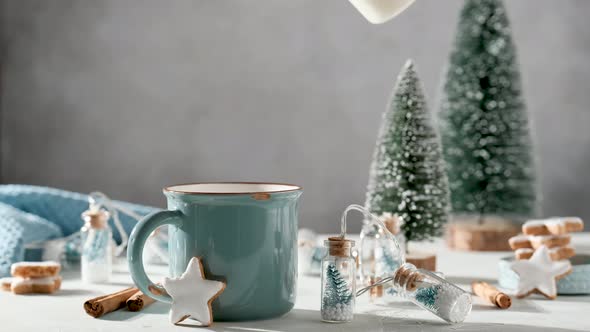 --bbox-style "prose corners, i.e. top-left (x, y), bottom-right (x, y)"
top-left (510, 245), bottom-right (572, 299)
top-left (163, 257), bottom-right (226, 326)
